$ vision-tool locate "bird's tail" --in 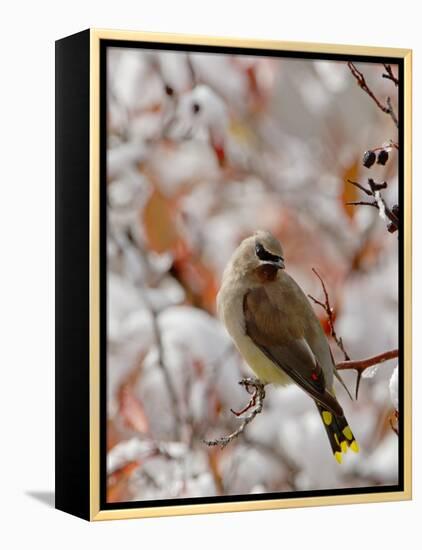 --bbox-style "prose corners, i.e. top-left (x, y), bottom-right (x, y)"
top-left (316, 402), bottom-right (359, 463)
